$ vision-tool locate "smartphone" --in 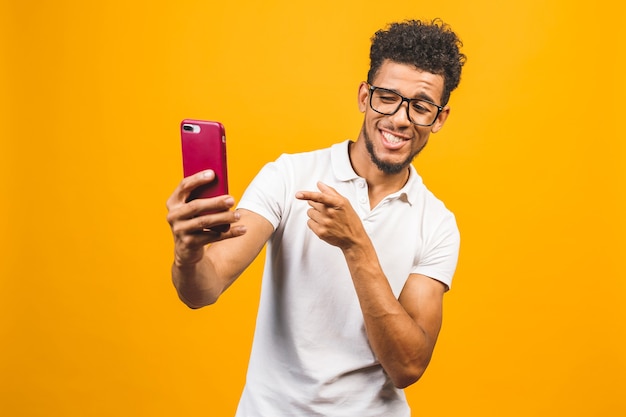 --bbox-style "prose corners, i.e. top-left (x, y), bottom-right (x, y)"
top-left (180, 119), bottom-right (230, 232)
